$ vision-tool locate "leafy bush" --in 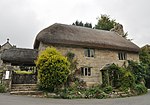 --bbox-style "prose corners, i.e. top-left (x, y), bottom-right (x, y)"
top-left (59, 85), bottom-right (107, 99)
top-left (36, 47), bottom-right (70, 92)
top-left (104, 62), bottom-right (148, 95)
top-left (103, 86), bottom-right (113, 94)
top-left (128, 60), bottom-right (147, 83)
top-left (59, 87), bottom-right (83, 99)
top-left (134, 83), bottom-right (147, 95)
top-left (85, 86), bottom-right (107, 99)
top-left (0, 84), bottom-right (6, 93)
top-left (120, 70), bottom-right (135, 91)
top-left (139, 47), bottom-right (150, 88)
top-left (106, 64), bottom-right (135, 90)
